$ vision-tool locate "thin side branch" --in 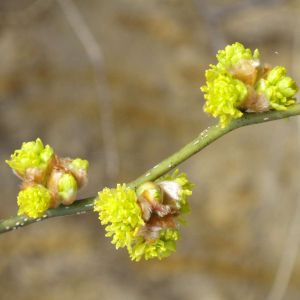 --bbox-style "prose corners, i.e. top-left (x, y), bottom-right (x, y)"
top-left (1, 104), bottom-right (300, 234)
